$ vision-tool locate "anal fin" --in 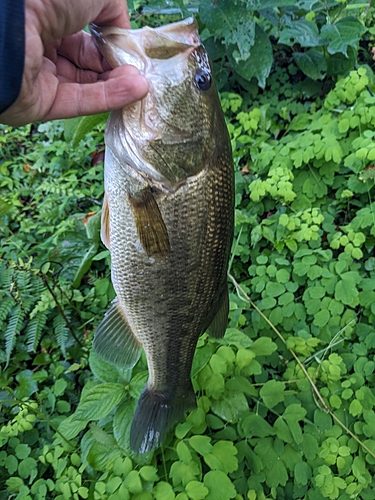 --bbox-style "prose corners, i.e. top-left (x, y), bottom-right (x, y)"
top-left (207, 287), bottom-right (229, 339)
top-left (129, 187), bottom-right (170, 258)
top-left (93, 298), bottom-right (142, 368)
